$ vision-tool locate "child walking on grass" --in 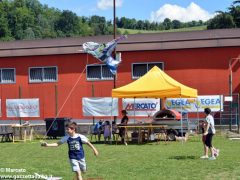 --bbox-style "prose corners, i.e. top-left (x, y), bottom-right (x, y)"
top-left (41, 121), bottom-right (99, 180)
